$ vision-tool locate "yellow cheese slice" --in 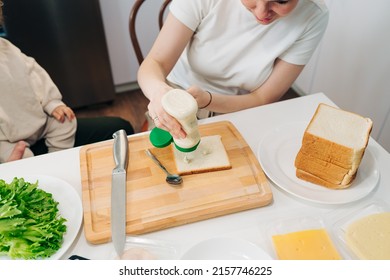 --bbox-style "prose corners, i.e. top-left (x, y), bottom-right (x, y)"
top-left (345, 212), bottom-right (390, 260)
top-left (272, 228), bottom-right (342, 260)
